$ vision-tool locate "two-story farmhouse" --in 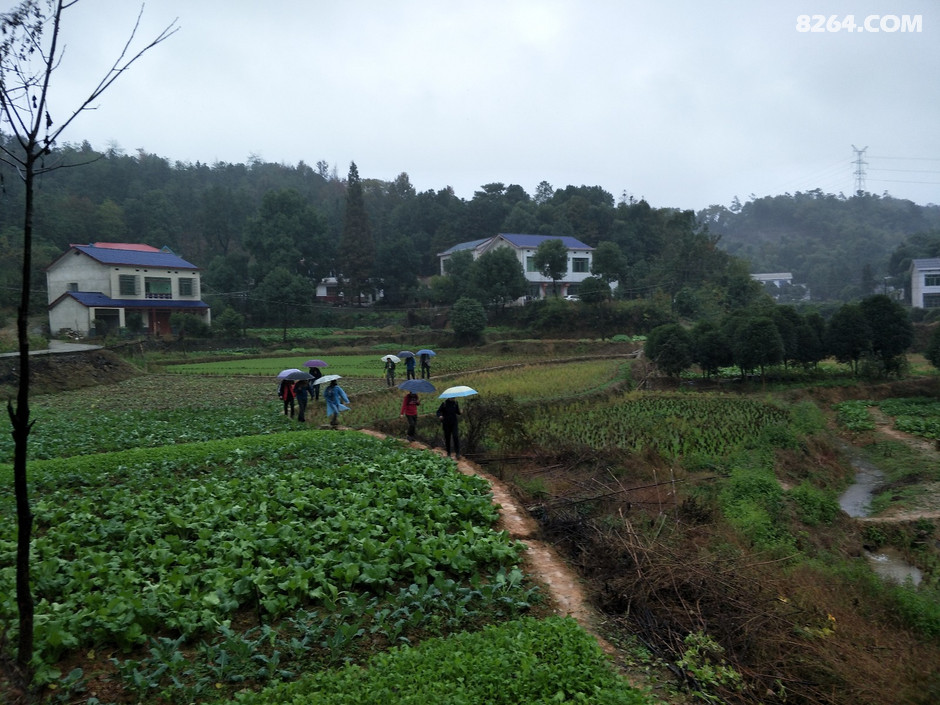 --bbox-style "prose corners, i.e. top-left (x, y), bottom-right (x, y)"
top-left (910, 258), bottom-right (940, 309)
top-left (437, 233), bottom-right (594, 300)
top-left (46, 242), bottom-right (210, 337)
